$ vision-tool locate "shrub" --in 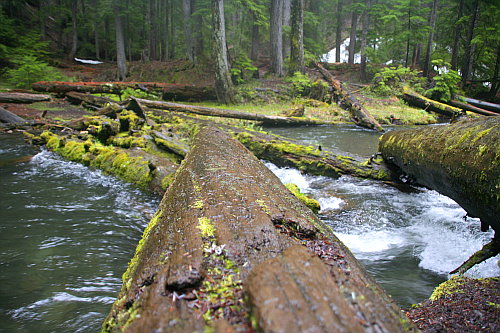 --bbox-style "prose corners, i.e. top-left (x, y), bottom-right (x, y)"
top-left (6, 55), bottom-right (68, 88)
top-left (372, 66), bottom-right (424, 96)
top-left (231, 54), bottom-right (258, 85)
top-left (286, 71), bottom-right (313, 96)
top-left (424, 59), bottom-right (462, 102)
